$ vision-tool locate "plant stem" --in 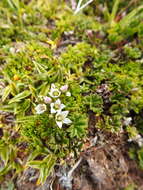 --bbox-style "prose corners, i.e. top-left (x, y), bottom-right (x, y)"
top-left (74, 0), bottom-right (93, 14)
top-left (67, 157), bottom-right (82, 178)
